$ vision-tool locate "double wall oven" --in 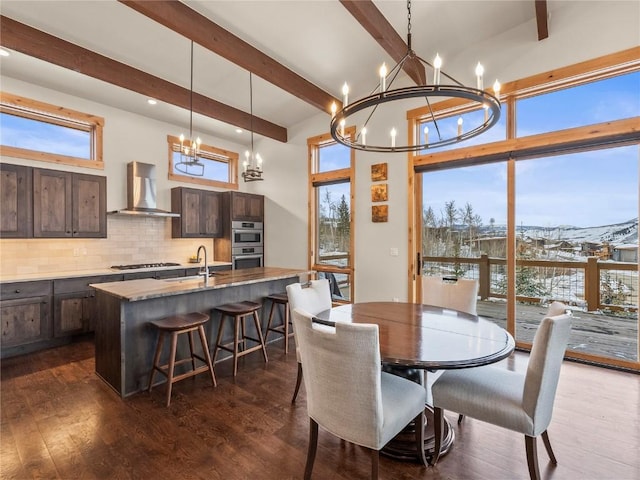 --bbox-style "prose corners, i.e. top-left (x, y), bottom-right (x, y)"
top-left (231, 221), bottom-right (263, 269)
